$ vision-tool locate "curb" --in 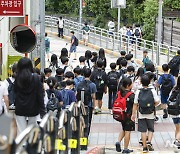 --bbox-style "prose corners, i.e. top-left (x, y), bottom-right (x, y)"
top-left (86, 146), bottom-right (105, 154)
